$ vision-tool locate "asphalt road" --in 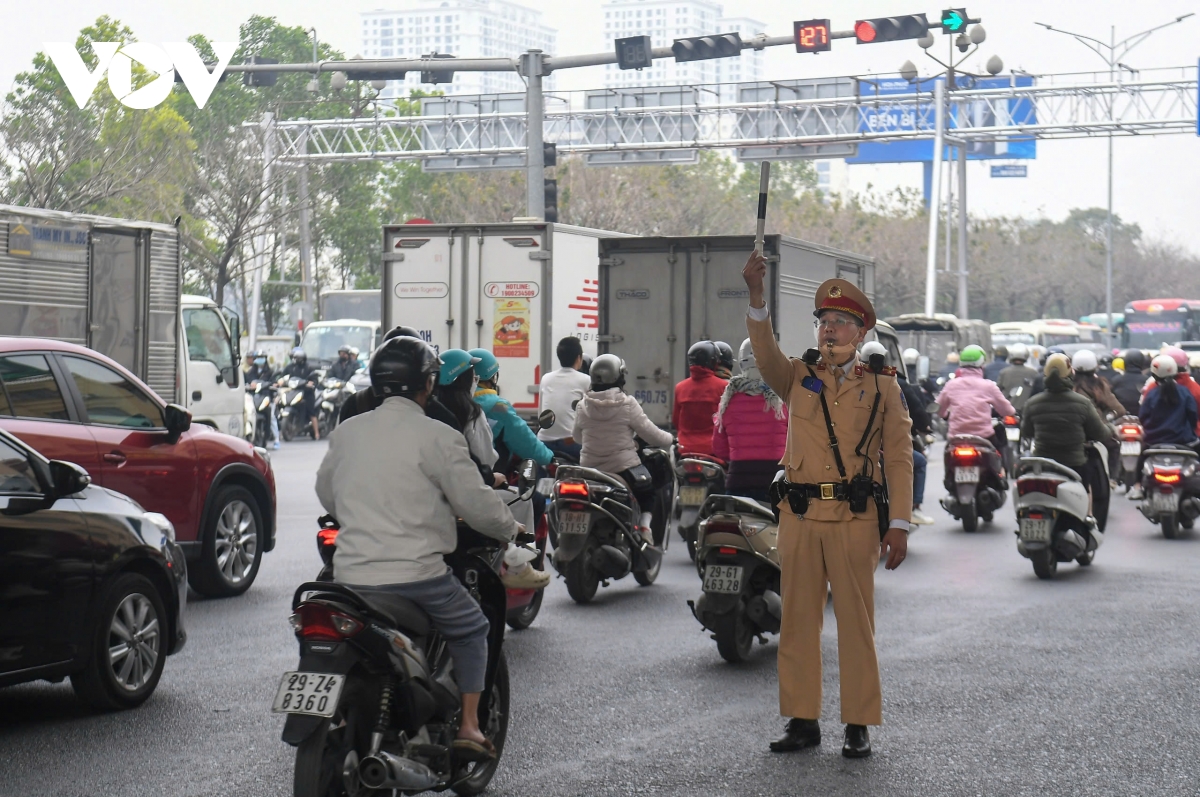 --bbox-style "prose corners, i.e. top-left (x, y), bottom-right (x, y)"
top-left (4, 439), bottom-right (1200, 796)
